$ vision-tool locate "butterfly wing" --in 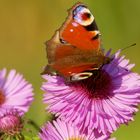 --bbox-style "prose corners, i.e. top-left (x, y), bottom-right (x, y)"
top-left (60, 3), bottom-right (101, 51)
top-left (43, 3), bottom-right (110, 81)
